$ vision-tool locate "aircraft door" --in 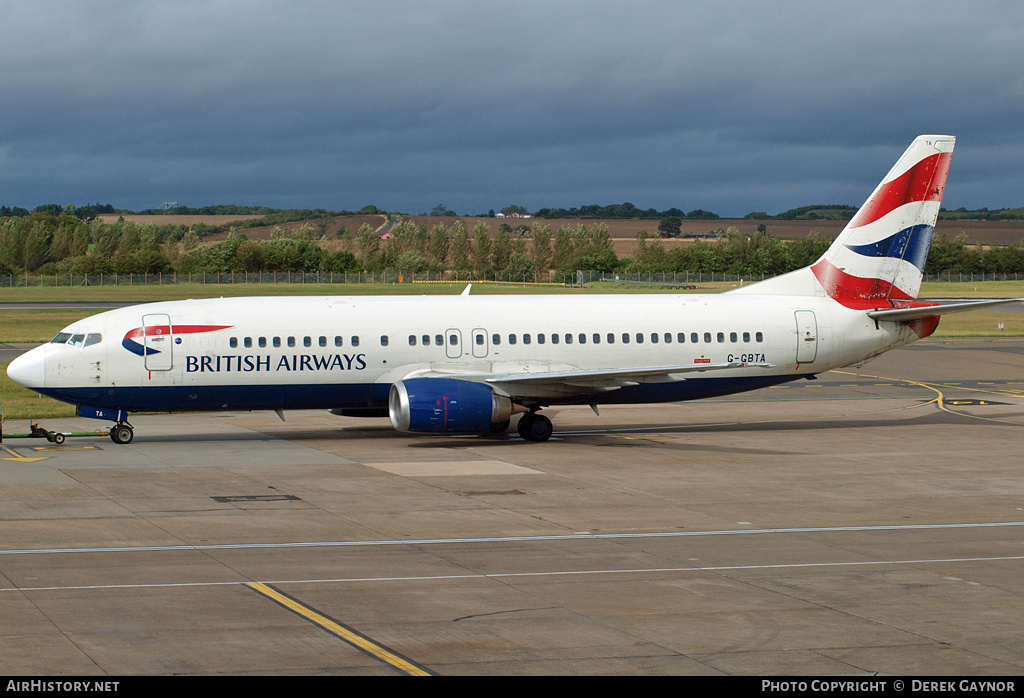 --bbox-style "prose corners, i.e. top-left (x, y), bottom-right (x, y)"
top-left (795, 310), bottom-right (818, 363)
top-left (471, 328), bottom-right (488, 358)
top-left (142, 313), bottom-right (174, 371)
top-left (445, 328), bottom-right (462, 359)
